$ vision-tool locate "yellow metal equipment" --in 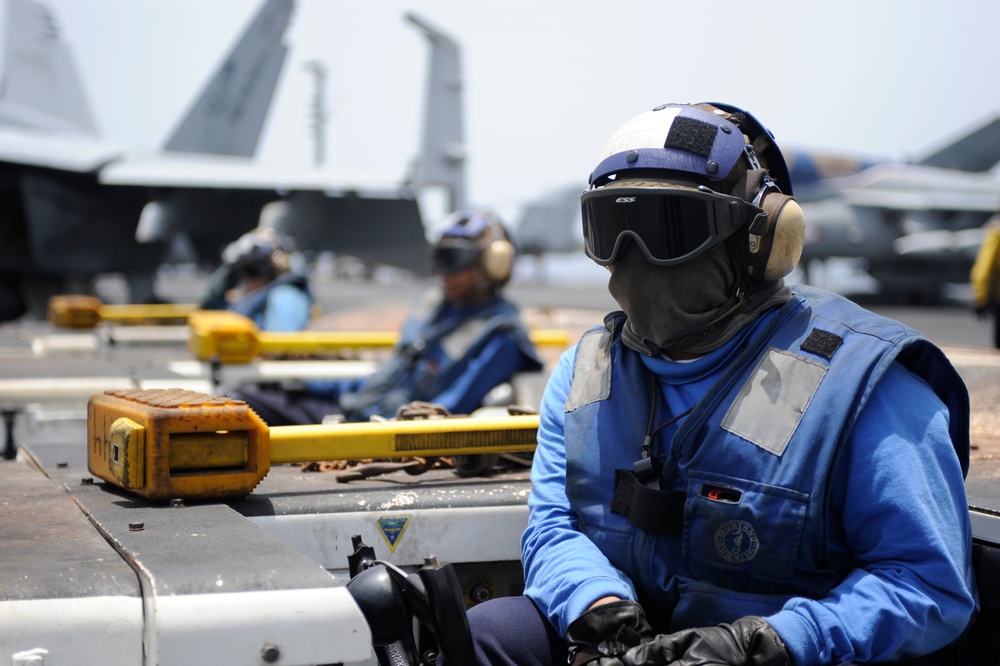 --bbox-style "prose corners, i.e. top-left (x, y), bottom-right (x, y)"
top-left (188, 310), bottom-right (570, 364)
top-left (49, 295), bottom-right (199, 328)
top-left (88, 388), bottom-right (539, 502)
